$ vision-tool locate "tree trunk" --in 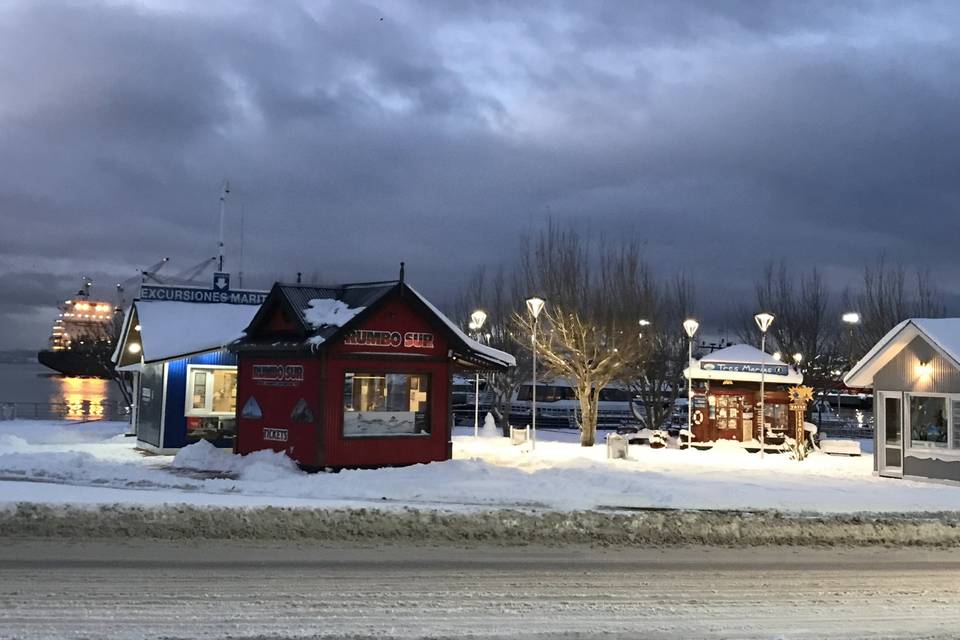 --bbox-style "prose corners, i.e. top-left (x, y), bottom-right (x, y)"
top-left (578, 385), bottom-right (599, 446)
